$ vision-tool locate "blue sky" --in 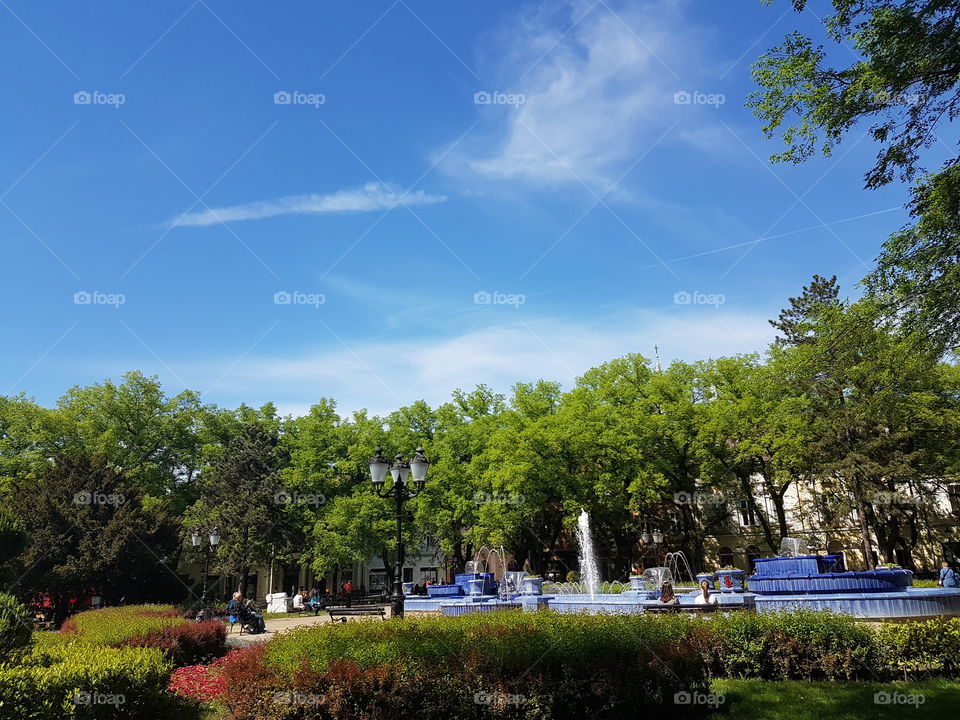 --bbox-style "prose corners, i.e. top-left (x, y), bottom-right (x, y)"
top-left (0, 0), bottom-right (933, 416)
